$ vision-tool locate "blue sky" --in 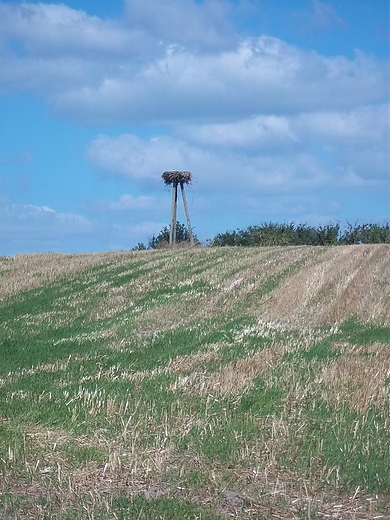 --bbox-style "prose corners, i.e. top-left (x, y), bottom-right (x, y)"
top-left (0, 0), bottom-right (389, 254)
